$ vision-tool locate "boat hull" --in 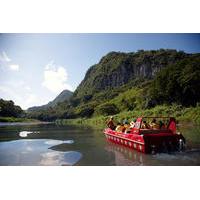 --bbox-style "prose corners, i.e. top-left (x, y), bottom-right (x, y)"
top-left (104, 128), bottom-right (185, 154)
top-left (104, 129), bottom-right (146, 153)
